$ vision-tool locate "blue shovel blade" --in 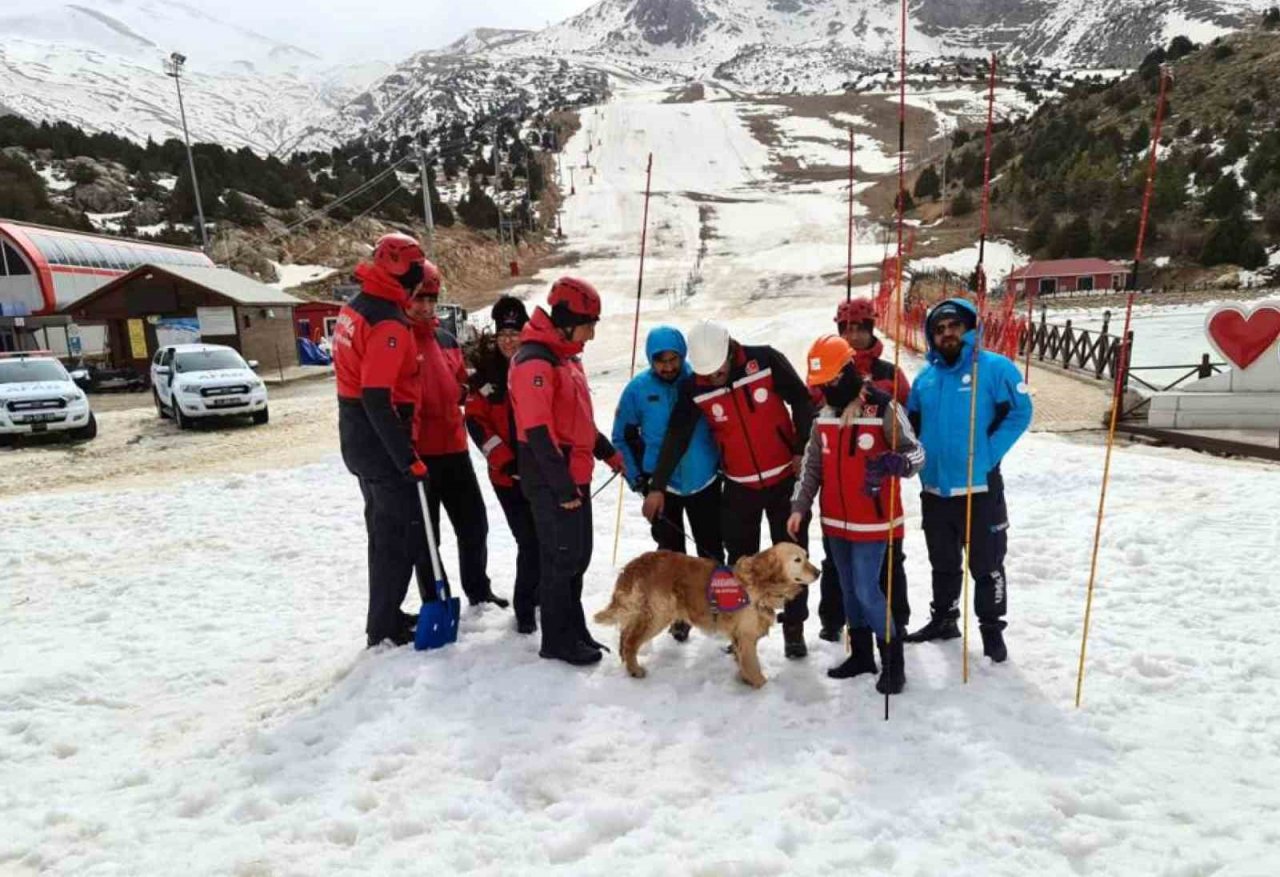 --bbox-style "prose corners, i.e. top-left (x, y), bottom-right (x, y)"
top-left (414, 587), bottom-right (461, 651)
